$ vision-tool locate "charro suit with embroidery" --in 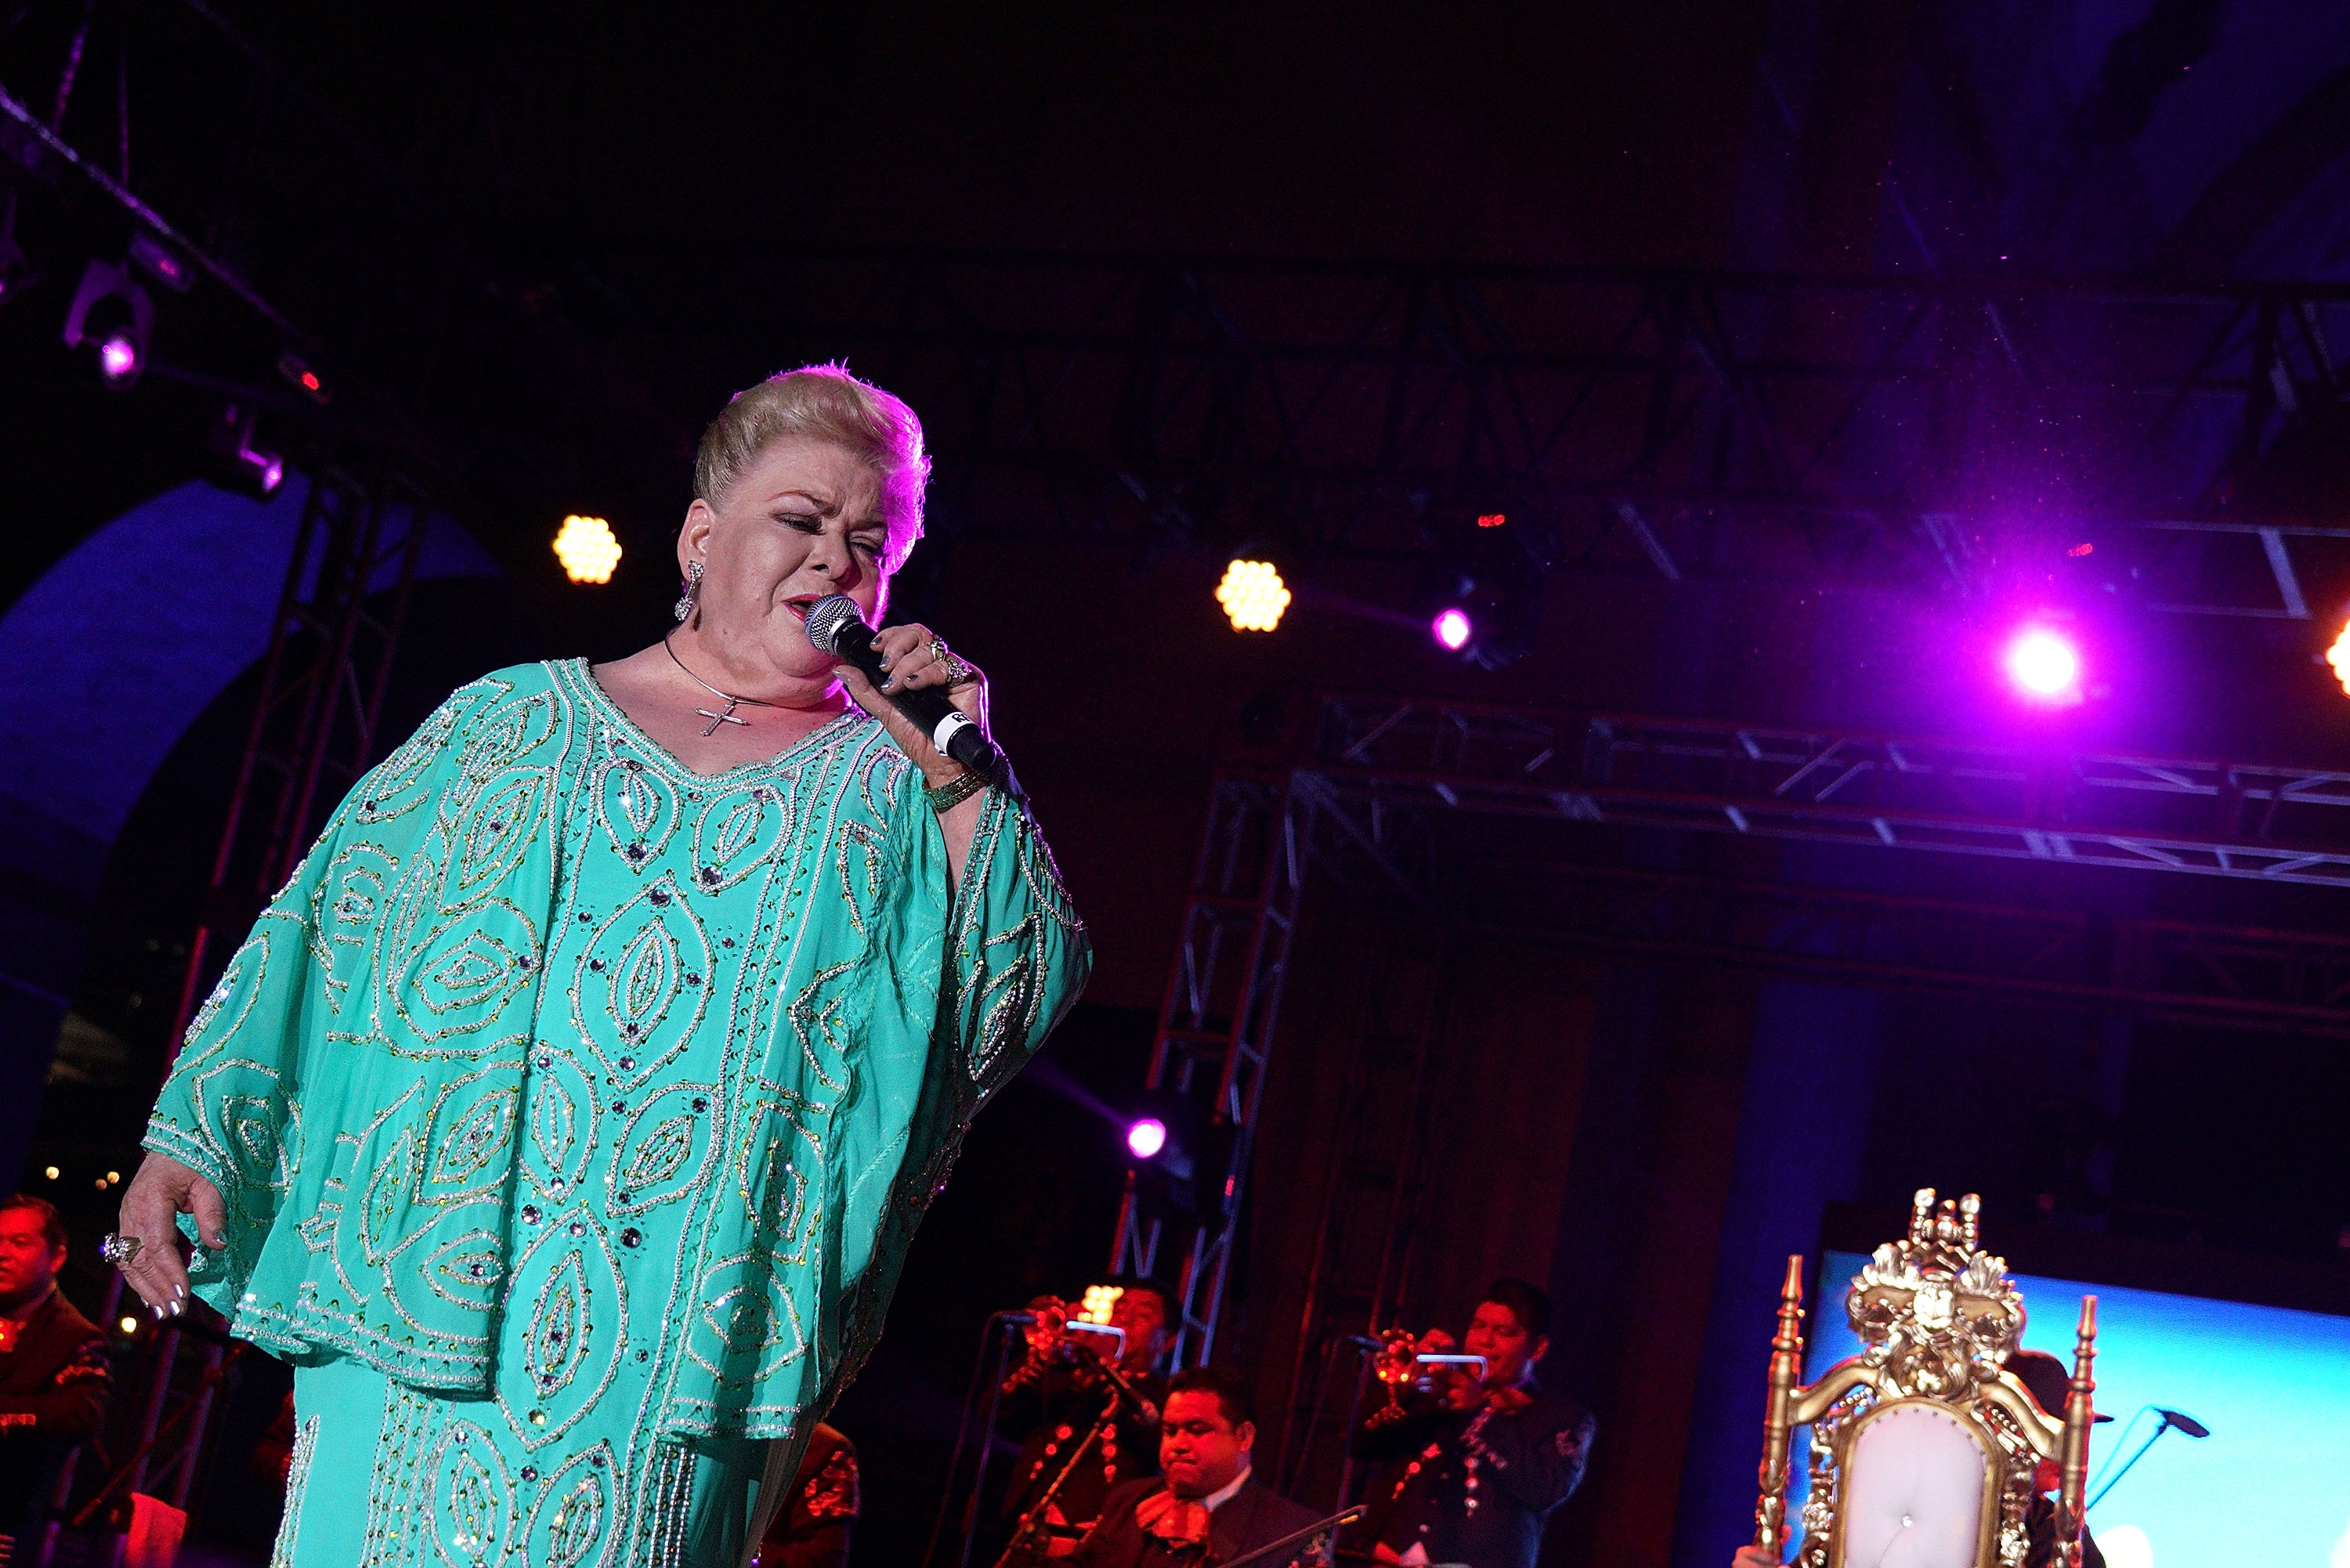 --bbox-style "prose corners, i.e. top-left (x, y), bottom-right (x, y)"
top-left (143, 661), bottom-right (1088, 1565)
top-left (1349, 1386), bottom-right (1594, 1568)
top-left (0, 1288), bottom-right (113, 1548)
